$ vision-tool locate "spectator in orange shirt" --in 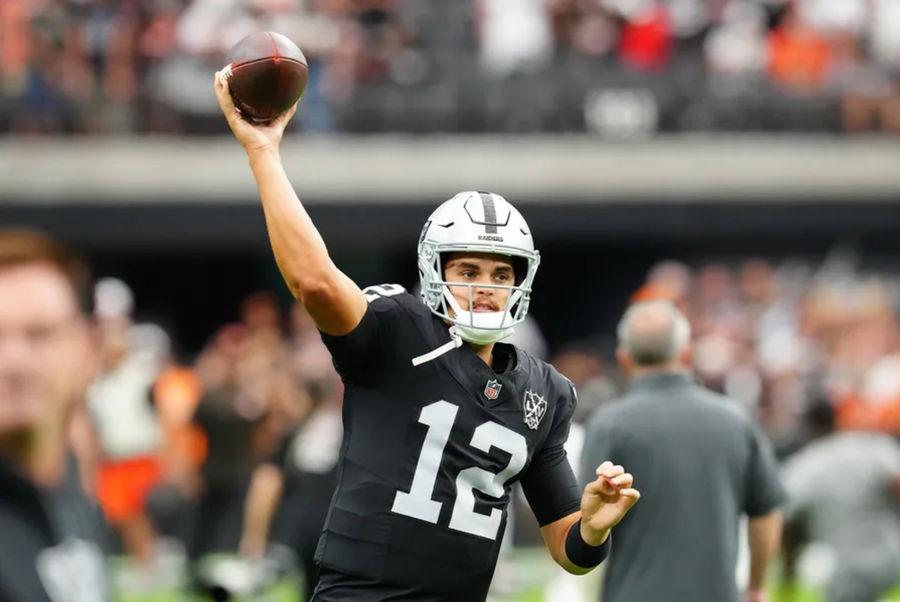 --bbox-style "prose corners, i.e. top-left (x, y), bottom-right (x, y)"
top-left (767, 3), bottom-right (833, 92)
